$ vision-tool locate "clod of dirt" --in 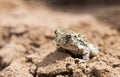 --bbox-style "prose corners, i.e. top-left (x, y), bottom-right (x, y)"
top-left (72, 69), bottom-right (83, 77)
top-left (9, 26), bottom-right (28, 36)
top-left (91, 61), bottom-right (113, 77)
top-left (0, 61), bottom-right (33, 77)
top-left (37, 57), bottom-right (75, 77)
top-left (0, 43), bottom-right (27, 70)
